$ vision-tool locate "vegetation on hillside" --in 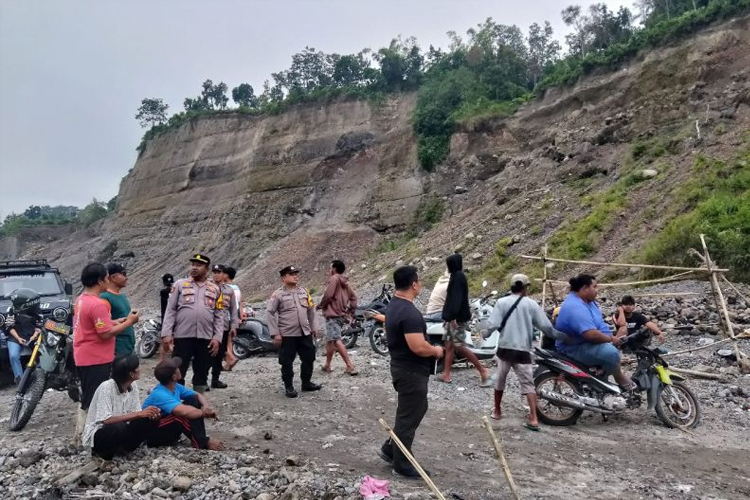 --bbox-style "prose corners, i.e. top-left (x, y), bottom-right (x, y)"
top-left (136, 0), bottom-right (750, 167)
top-left (640, 149), bottom-right (750, 282)
top-left (0, 199), bottom-right (116, 237)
